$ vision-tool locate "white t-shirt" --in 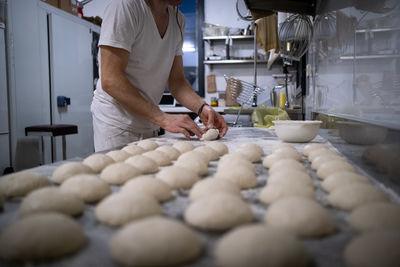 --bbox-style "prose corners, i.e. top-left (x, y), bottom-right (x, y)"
top-left (91, 0), bottom-right (185, 133)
